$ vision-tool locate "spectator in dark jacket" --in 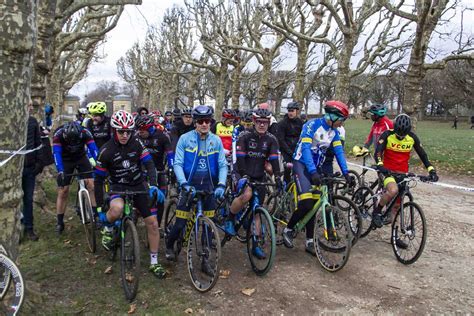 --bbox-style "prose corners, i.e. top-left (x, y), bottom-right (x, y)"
top-left (22, 102), bottom-right (43, 241)
top-left (276, 101), bottom-right (304, 183)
